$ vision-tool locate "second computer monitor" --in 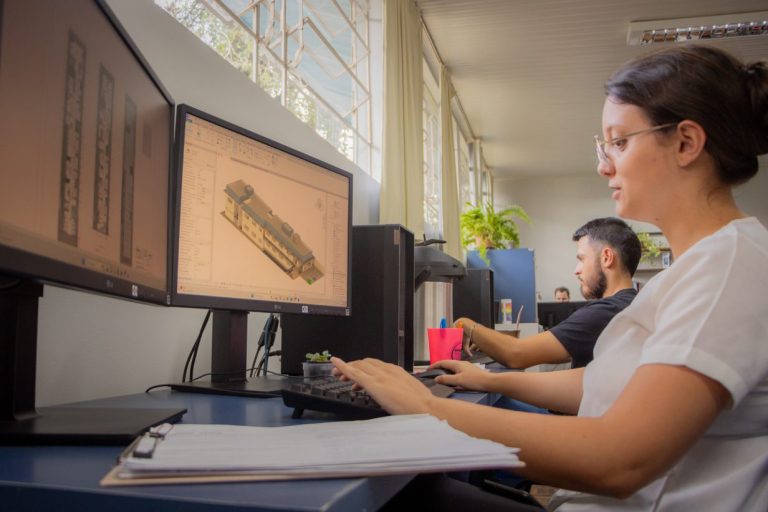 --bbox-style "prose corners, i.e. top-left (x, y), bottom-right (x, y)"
top-left (537, 301), bottom-right (588, 330)
top-left (170, 105), bottom-right (352, 316)
top-left (168, 105), bottom-right (352, 395)
top-left (453, 268), bottom-right (494, 328)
